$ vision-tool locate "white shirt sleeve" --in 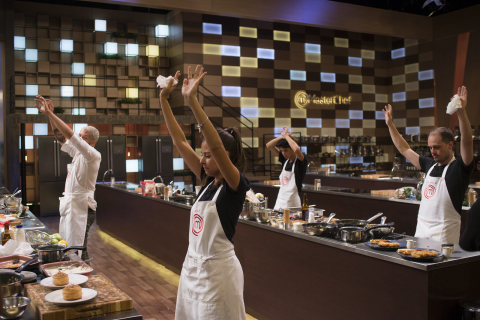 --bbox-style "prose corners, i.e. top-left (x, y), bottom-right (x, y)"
top-left (68, 133), bottom-right (101, 162)
top-left (60, 140), bottom-right (78, 158)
